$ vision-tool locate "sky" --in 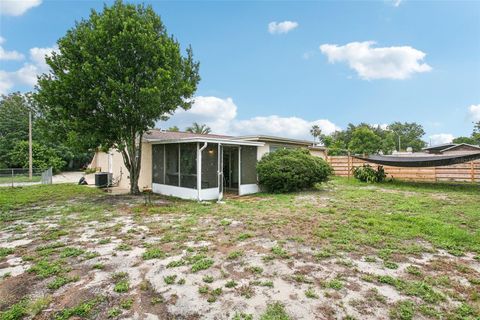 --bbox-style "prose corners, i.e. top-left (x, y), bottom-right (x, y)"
top-left (1, 0), bottom-right (479, 145)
